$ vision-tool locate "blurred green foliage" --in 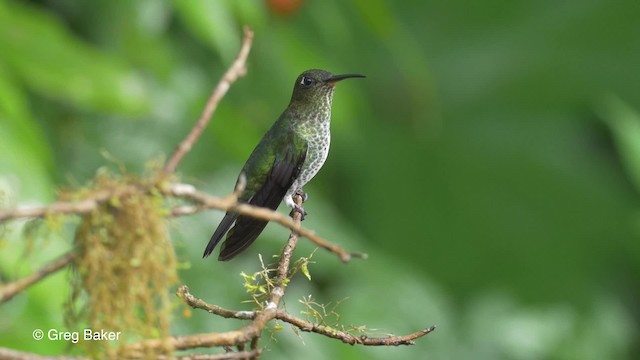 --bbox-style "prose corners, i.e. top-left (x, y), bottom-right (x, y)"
top-left (1, 0), bottom-right (639, 359)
